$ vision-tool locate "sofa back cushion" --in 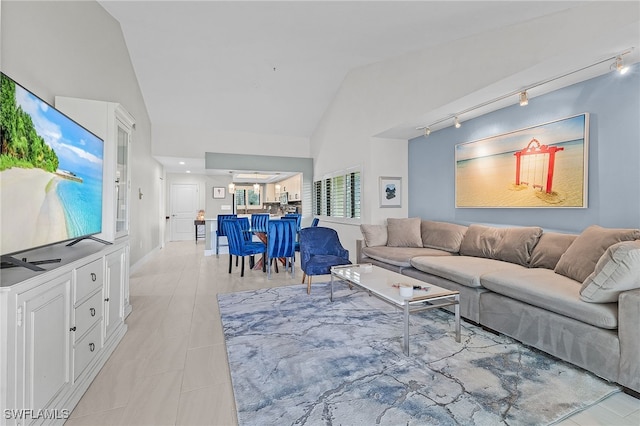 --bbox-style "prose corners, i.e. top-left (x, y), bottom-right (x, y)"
top-left (420, 221), bottom-right (467, 253)
top-left (580, 240), bottom-right (640, 303)
top-left (554, 225), bottom-right (640, 283)
top-left (459, 224), bottom-right (543, 266)
top-left (360, 224), bottom-right (388, 247)
top-left (529, 232), bottom-right (577, 269)
top-left (386, 218), bottom-right (423, 247)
